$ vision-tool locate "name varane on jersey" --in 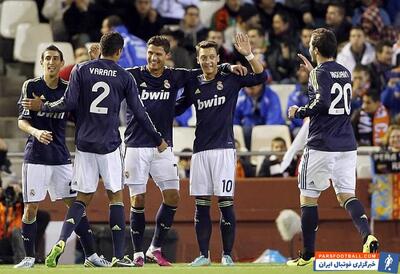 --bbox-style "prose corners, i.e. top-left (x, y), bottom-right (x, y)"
top-left (176, 70), bottom-right (267, 153)
top-left (18, 77), bottom-right (71, 165)
top-left (294, 61), bottom-right (357, 152)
